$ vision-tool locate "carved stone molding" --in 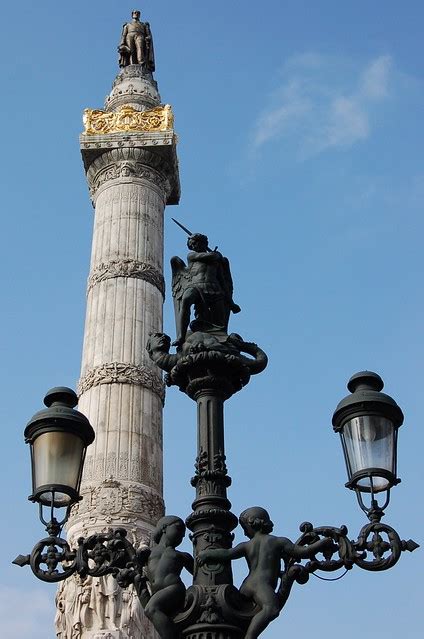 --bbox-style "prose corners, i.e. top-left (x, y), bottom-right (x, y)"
top-left (82, 452), bottom-right (163, 489)
top-left (81, 132), bottom-right (176, 153)
top-left (87, 147), bottom-right (172, 182)
top-left (82, 451), bottom-right (162, 489)
top-left (78, 362), bottom-right (165, 402)
top-left (89, 160), bottom-right (167, 199)
top-left (105, 64), bottom-right (161, 114)
top-left (82, 145), bottom-right (179, 205)
top-left (111, 64), bottom-right (160, 90)
top-left (83, 104), bottom-right (174, 135)
top-left (87, 259), bottom-right (165, 297)
top-left (105, 83), bottom-right (160, 113)
top-left (70, 480), bottom-right (165, 527)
